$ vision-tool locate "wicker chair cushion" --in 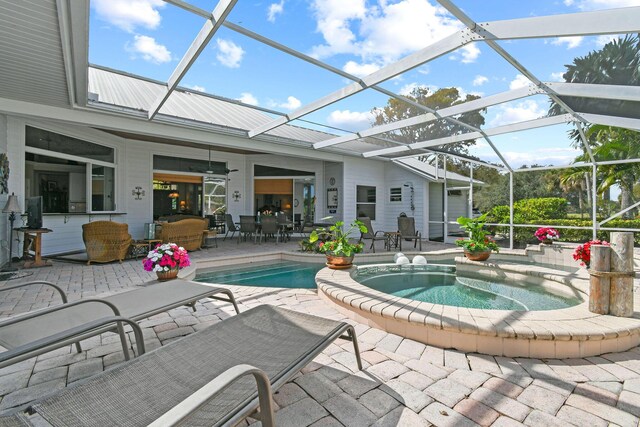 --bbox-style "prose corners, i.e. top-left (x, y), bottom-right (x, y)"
top-left (160, 219), bottom-right (207, 251)
top-left (82, 221), bottom-right (132, 264)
